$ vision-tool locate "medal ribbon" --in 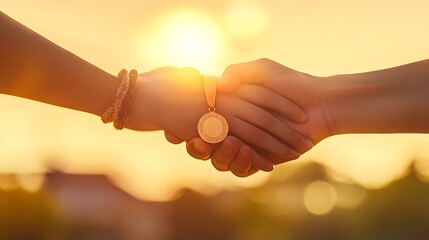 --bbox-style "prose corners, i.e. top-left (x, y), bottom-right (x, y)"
top-left (203, 75), bottom-right (218, 111)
